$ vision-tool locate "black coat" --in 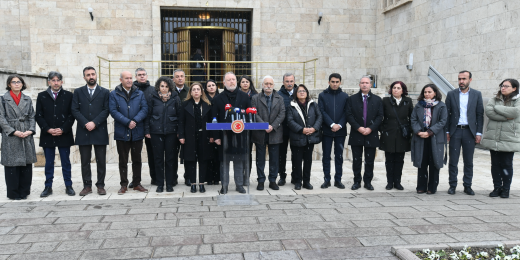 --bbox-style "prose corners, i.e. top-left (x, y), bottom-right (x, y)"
top-left (71, 85), bottom-right (110, 145)
top-left (178, 99), bottom-right (213, 161)
top-left (379, 96), bottom-right (413, 153)
top-left (287, 100), bottom-right (323, 147)
top-left (346, 91), bottom-right (383, 147)
top-left (134, 80), bottom-right (155, 104)
top-left (144, 91), bottom-right (182, 135)
top-left (211, 88), bottom-right (252, 140)
top-left (279, 85), bottom-right (294, 137)
top-left (318, 86), bottom-right (349, 137)
top-left (176, 84), bottom-right (189, 101)
top-left (35, 88), bottom-right (75, 147)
